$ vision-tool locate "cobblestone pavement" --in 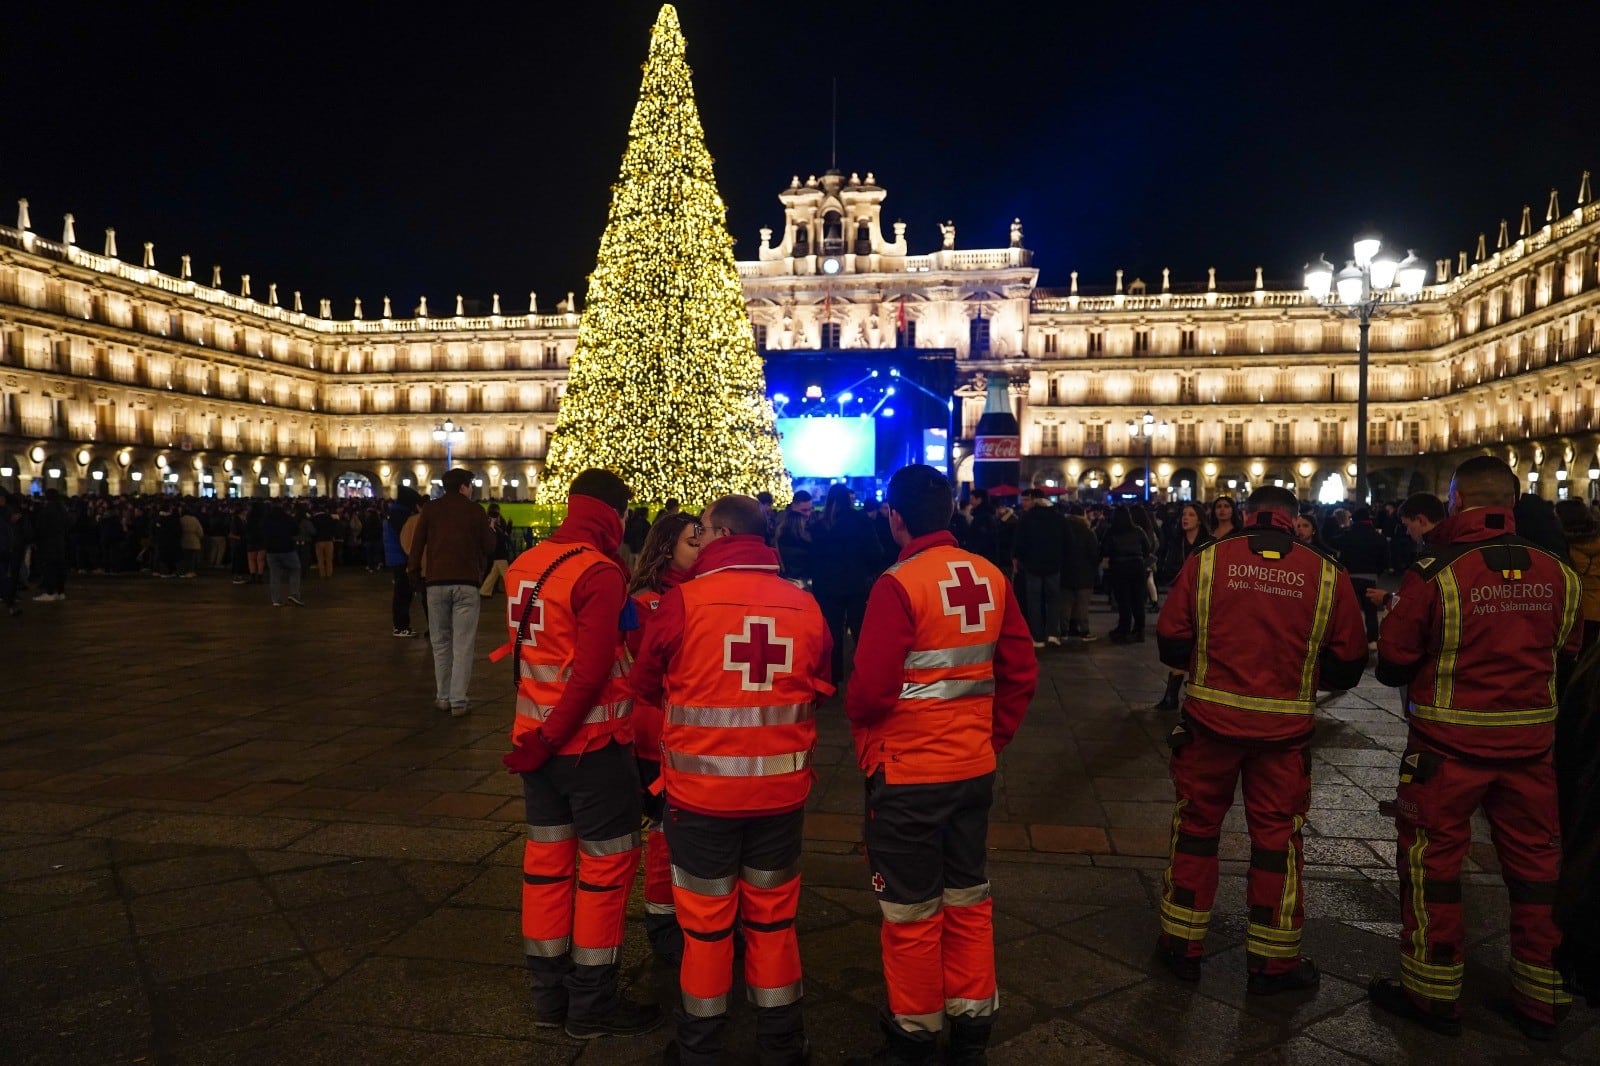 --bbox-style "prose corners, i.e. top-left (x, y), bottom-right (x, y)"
top-left (2, 570), bottom-right (1594, 1064)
